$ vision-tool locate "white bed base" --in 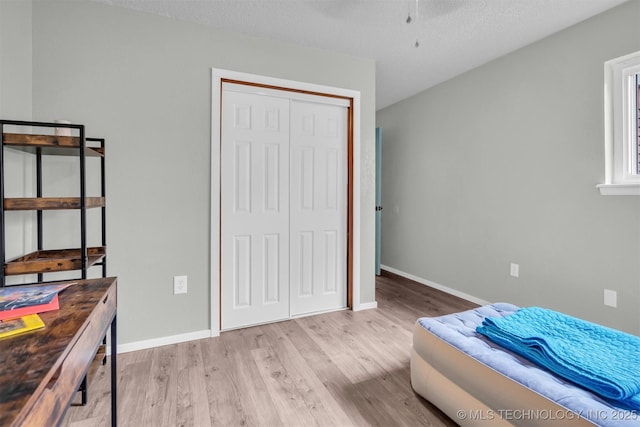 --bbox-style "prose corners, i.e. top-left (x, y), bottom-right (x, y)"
top-left (411, 322), bottom-right (595, 426)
